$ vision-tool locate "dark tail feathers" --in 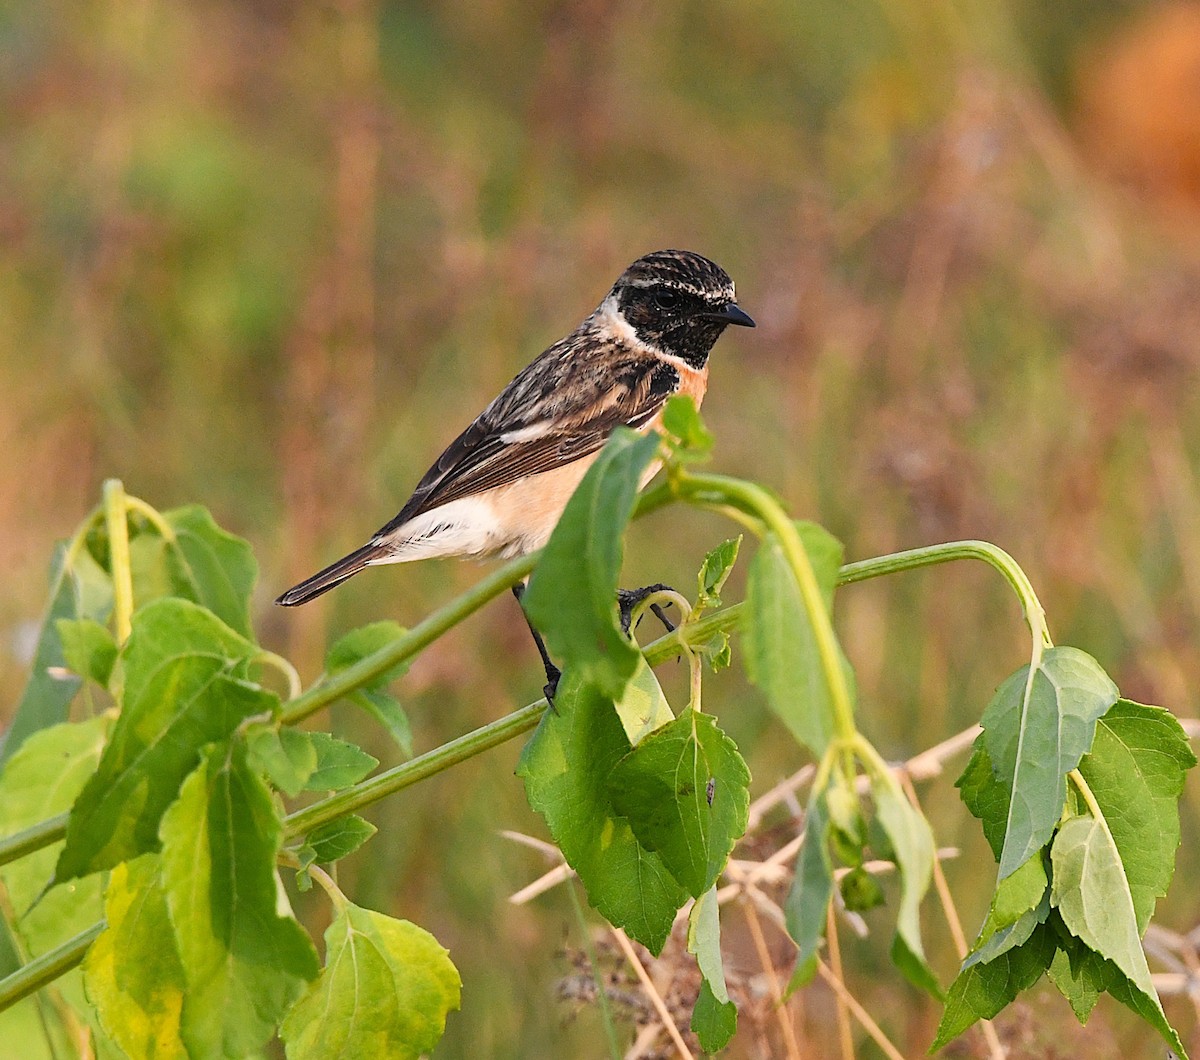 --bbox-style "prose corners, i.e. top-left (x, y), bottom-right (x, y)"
top-left (275, 541), bottom-right (389, 606)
